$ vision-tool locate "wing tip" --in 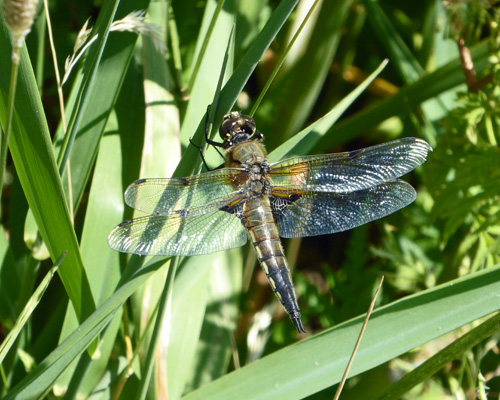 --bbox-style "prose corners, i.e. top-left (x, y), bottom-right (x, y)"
top-left (108, 220), bottom-right (133, 253)
top-left (403, 137), bottom-right (433, 153)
